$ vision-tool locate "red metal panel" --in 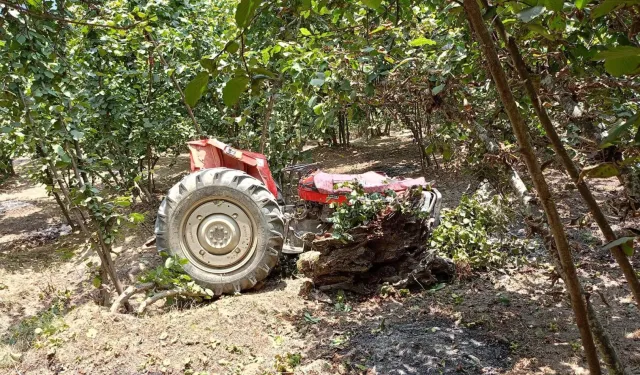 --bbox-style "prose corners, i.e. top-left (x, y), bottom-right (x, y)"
top-left (186, 139), bottom-right (278, 198)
